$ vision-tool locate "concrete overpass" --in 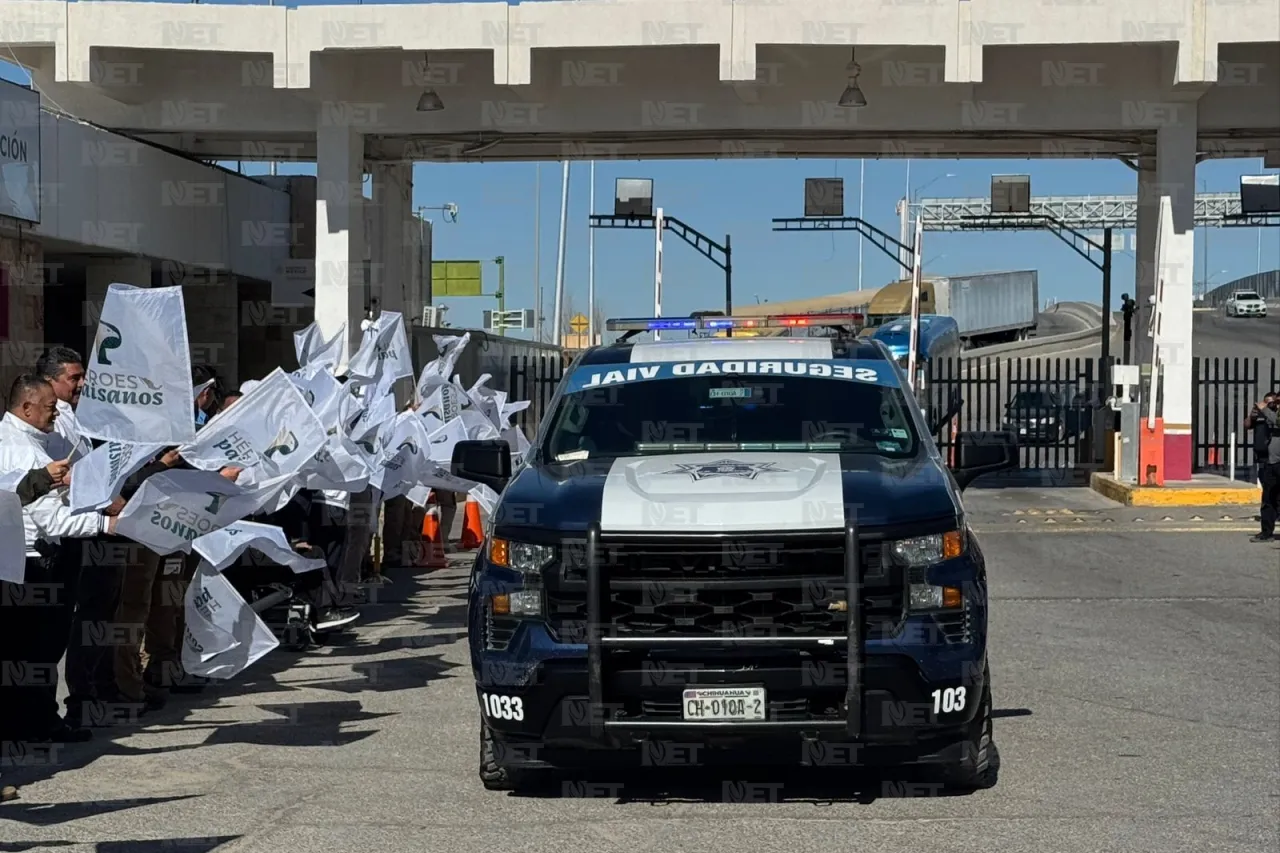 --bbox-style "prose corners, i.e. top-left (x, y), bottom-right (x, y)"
top-left (2, 0), bottom-right (1278, 481)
